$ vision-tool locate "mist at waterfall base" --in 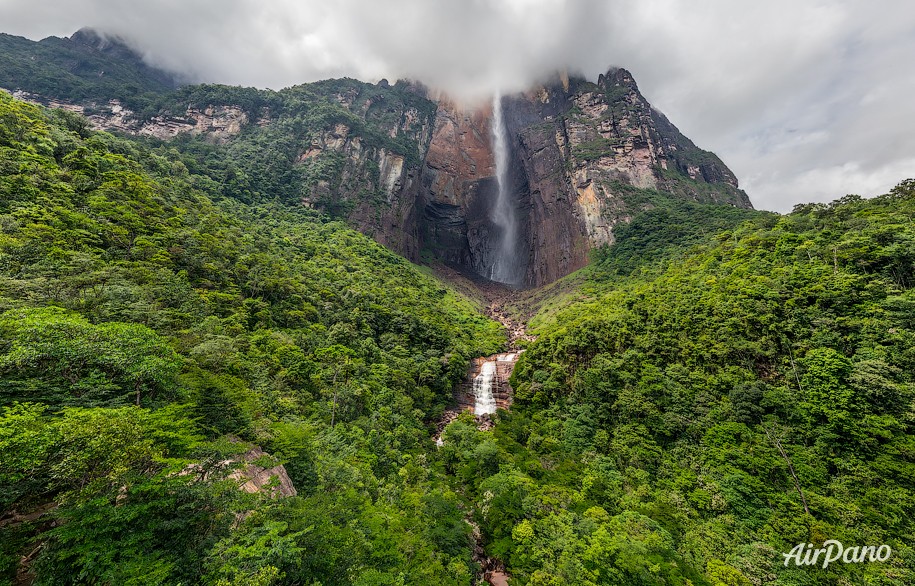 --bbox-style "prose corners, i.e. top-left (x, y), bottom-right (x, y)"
top-left (487, 93), bottom-right (522, 286)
